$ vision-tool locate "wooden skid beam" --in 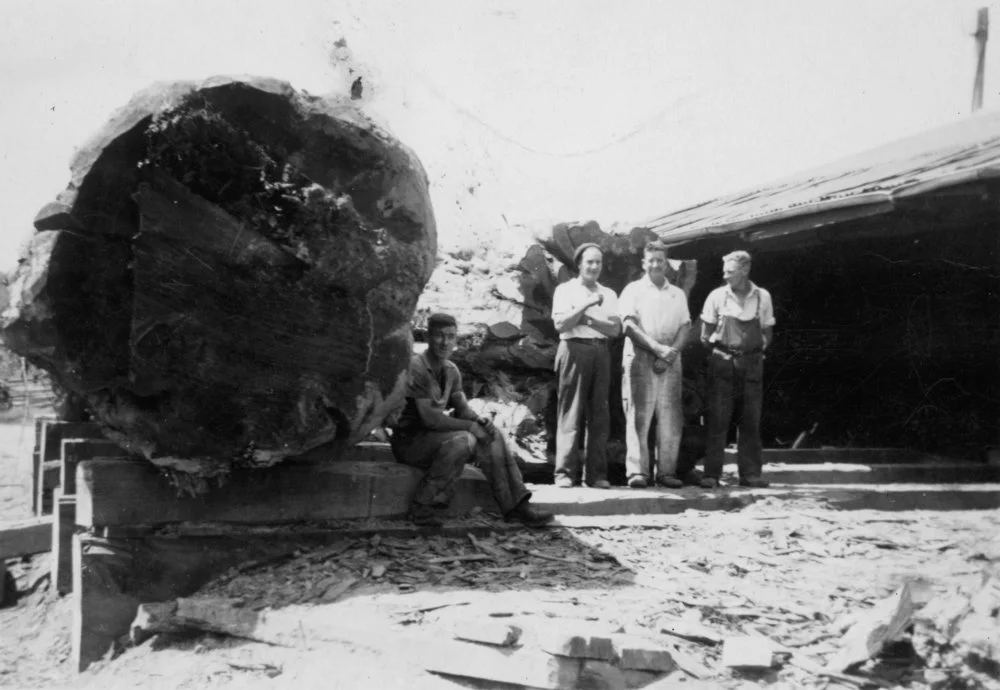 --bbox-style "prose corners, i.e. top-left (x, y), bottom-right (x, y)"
top-left (76, 457), bottom-right (496, 528)
top-left (0, 516), bottom-right (51, 559)
top-left (51, 489), bottom-right (75, 594)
